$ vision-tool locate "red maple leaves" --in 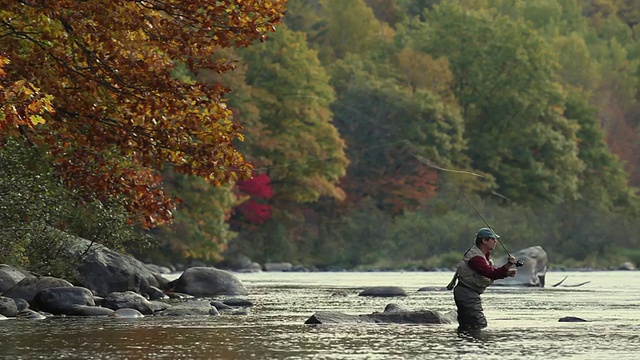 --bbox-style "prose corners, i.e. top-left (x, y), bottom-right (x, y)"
top-left (236, 173), bottom-right (273, 224)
